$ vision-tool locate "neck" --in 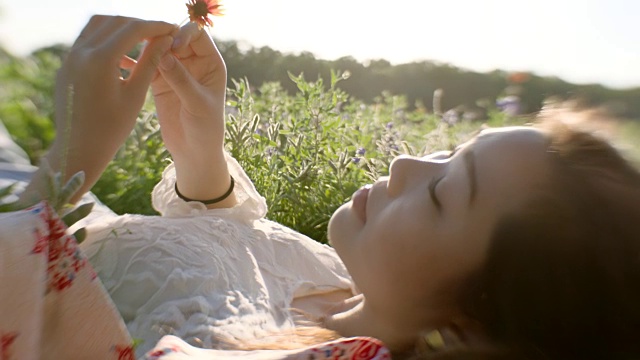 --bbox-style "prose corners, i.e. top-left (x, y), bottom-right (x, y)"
top-left (323, 296), bottom-right (443, 351)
